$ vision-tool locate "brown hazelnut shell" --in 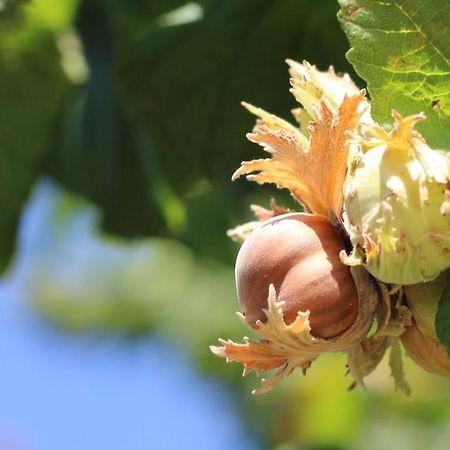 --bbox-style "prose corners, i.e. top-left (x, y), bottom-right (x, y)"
top-left (235, 212), bottom-right (358, 339)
